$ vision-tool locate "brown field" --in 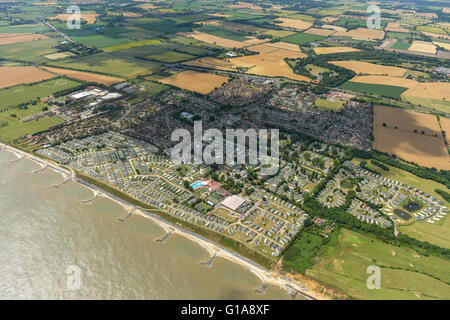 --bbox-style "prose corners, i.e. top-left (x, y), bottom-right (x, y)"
top-left (321, 24), bottom-right (347, 32)
top-left (373, 105), bottom-right (449, 170)
top-left (226, 1), bottom-right (262, 10)
top-left (304, 28), bottom-right (335, 36)
top-left (0, 66), bottom-right (55, 89)
top-left (321, 16), bottom-right (339, 23)
top-left (122, 12), bottom-right (143, 18)
top-left (182, 57), bottom-right (237, 72)
top-left (408, 41), bottom-right (437, 54)
top-left (385, 22), bottom-right (410, 33)
top-left (43, 52), bottom-right (75, 60)
top-left (330, 61), bottom-right (407, 76)
top-left (160, 70), bottom-right (229, 94)
top-left (179, 31), bottom-right (247, 48)
top-left (420, 32), bottom-right (450, 40)
top-left (350, 75), bottom-right (450, 102)
top-left (0, 33), bottom-right (48, 45)
top-left (42, 66), bottom-right (124, 86)
top-left (314, 46), bottom-right (361, 55)
top-left (208, 13), bottom-right (232, 18)
top-left (228, 43), bottom-right (310, 82)
top-left (49, 13), bottom-right (99, 24)
top-left (274, 18), bottom-right (313, 30)
top-left (440, 117), bottom-right (450, 144)
top-left (335, 28), bottom-right (385, 41)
